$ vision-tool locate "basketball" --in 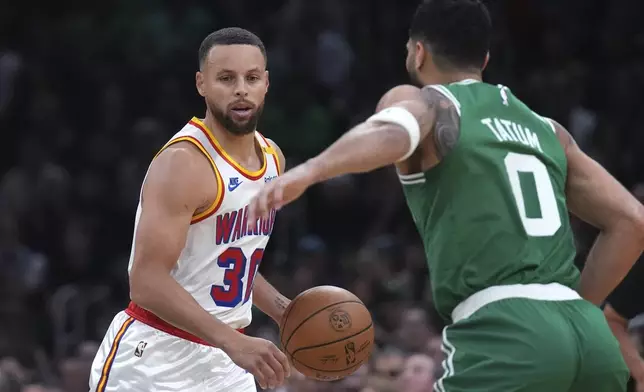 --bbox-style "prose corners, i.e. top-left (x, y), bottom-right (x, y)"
top-left (279, 286), bottom-right (375, 381)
